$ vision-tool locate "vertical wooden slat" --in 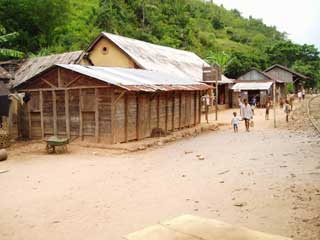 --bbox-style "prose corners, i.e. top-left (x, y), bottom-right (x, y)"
top-left (95, 88), bottom-right (99, 142)
top-left (194, 91), bottom-right (197, 126)
top-left (179, 92), bottom-right (182, 129)
top-left (172, 92), bottom-right (175, 131)
top-left (136, 94), bottom-right (140, 140)
top-left (65, 90), bottom-right (70, 139)
top-left (39, 90), bottom-right (44, 139)
top-left (27, 100), bottom-right (32, 139)
top-left (157, 94), bottom-right (160, 128)
top-left (148, 95), bottom-right (152, 134)
top-left (165, 93), bottom-right (168, 134)
top-left (57, 68), bottom-right (62, 87)
top-left (124, 93), bottom-right (128, 143)
top-left (79, 89), bottom-right (83, 140)
top-left (52, 90), bottom-right (57, 136)
top-left (111, 91), bottom-right (116, 144)
top-left (198, 91), bottom-right (202, 124)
